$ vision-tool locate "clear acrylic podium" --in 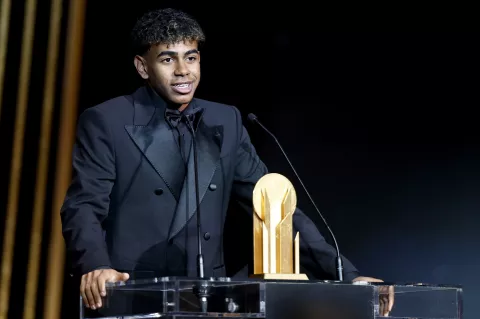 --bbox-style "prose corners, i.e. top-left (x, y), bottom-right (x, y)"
top-left (80, 277), bottom-right (462, 319)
